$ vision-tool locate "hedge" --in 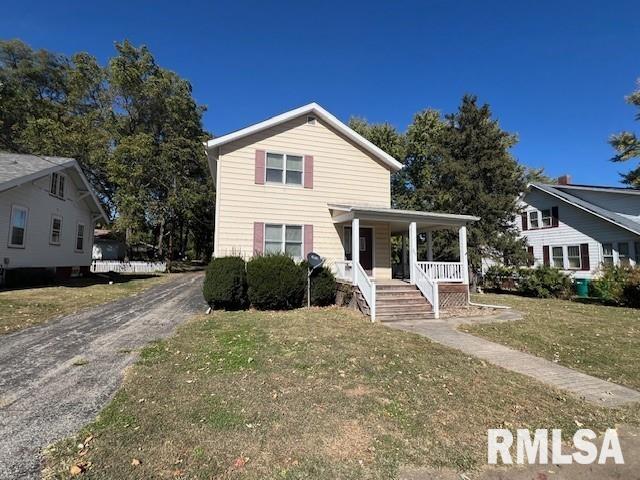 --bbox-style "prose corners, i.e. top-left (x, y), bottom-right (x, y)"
top-left (301, 261), bottom-right (337, 306)
top-left (202, 256), bottom-right (248, 310)
top-left (247, 254), bottom-right (306, 310)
